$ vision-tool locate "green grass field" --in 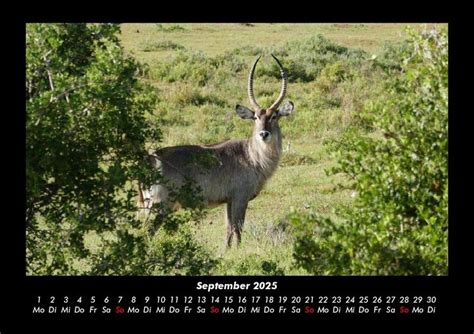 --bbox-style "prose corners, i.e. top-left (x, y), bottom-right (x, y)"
top-left (118, 23), bottom-right (445, 275)
top-left (121, 23), bottom-right (421, 60)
